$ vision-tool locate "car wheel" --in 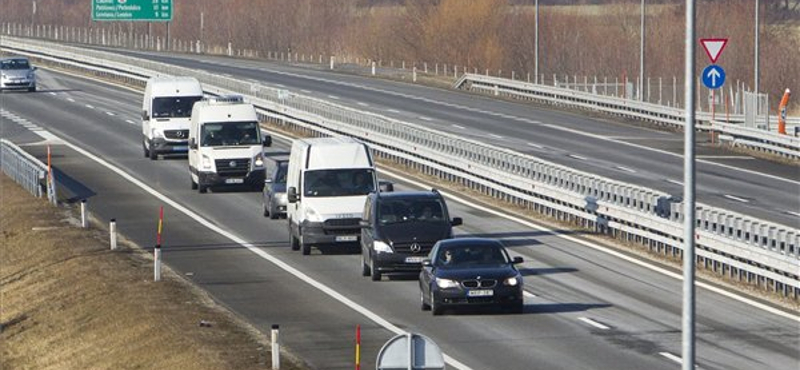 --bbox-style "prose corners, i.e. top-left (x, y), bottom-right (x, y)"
top-left (431, 291), bottom-right (443, 316)
top-left (262, 203), bottom-right (270, 218)
top-left (370, 257), bottom-right (381, 281)
top-left (361, 253), bottom-right (371, 277)
top-left (512, 301), bottom-right (524, 314)
top-left (301, 242), bottom-right (311, 256)
top-left (420, 290), bottom-right (431, 311)
top-left (268, 203), bottom-right (279, 220)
